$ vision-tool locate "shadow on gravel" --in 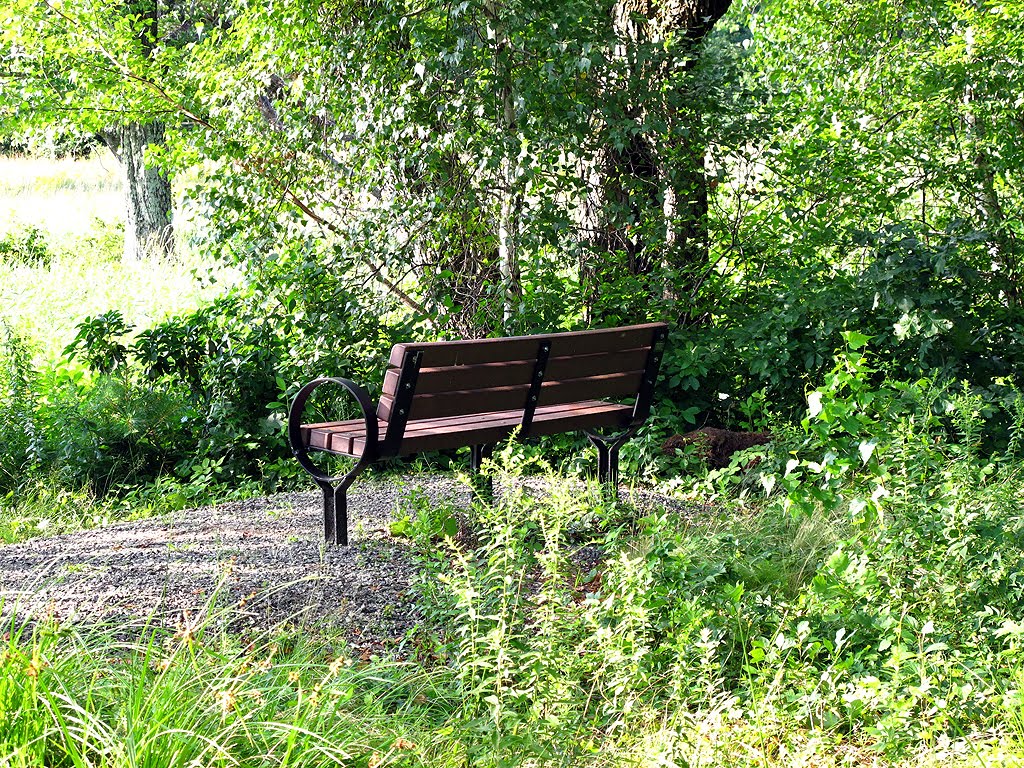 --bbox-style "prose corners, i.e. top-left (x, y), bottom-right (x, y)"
top-left (0, 473), bottom-right (687, 652)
